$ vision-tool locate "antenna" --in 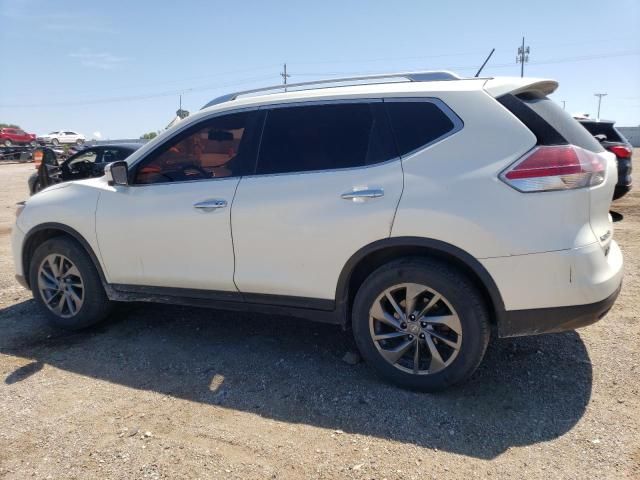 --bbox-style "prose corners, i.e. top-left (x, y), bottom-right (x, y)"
top-left (474, 48), bottom-right (495, 77)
